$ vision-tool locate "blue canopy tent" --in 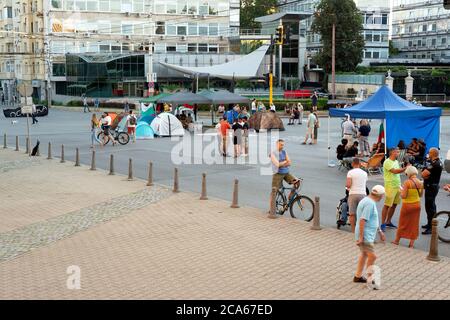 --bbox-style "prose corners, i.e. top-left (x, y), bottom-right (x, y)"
top-left (327, 86), bottom-right (442, 165)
